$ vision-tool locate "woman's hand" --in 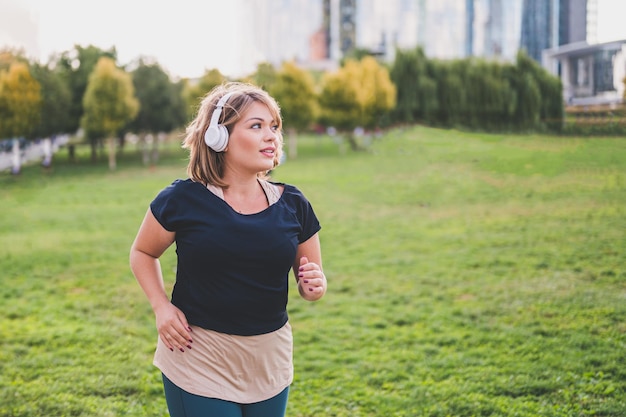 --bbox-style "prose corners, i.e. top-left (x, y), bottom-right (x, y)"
top-left (297, 256), bottom-right (327, 301)
top-left (154, 302), bottom-right (193, 352)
